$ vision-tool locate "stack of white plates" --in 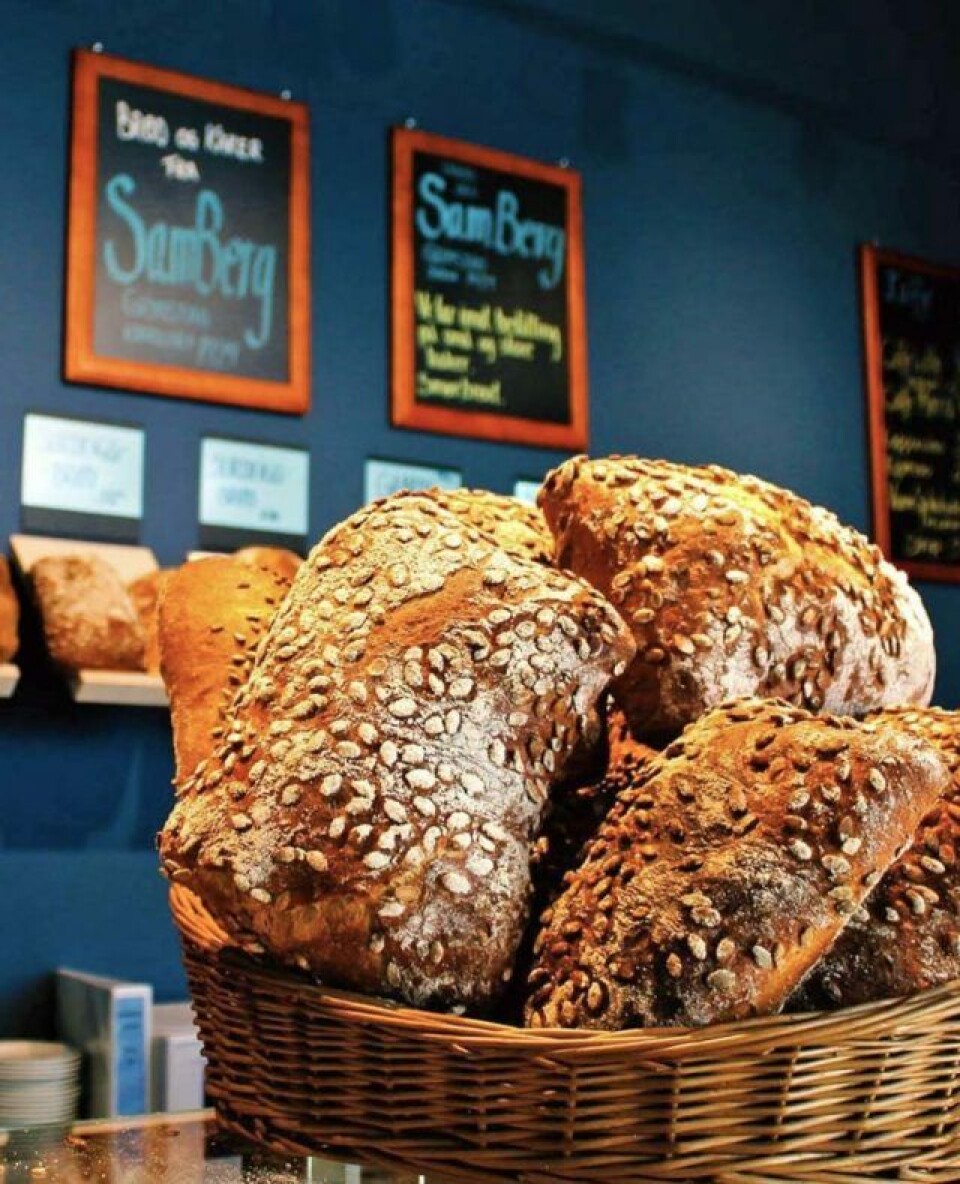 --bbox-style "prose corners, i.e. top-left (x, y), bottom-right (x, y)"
top-left (0, 1041), bottom-right (81, 1128)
